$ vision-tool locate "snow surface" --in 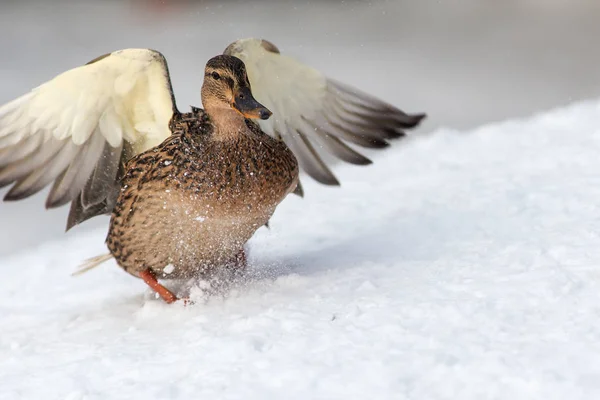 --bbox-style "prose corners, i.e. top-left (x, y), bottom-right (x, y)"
top-left (2, 100), bottom-right (600, 399)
